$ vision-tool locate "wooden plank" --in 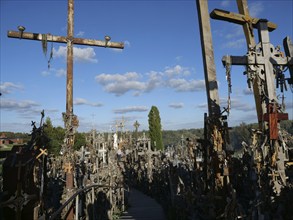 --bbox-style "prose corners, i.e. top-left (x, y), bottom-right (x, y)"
top-left (196, 0), bottom-right (221, 117)
top-left (210, 9), bottom-right (277, 32)
top-left (7, 31), bottom-right (124, 49)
